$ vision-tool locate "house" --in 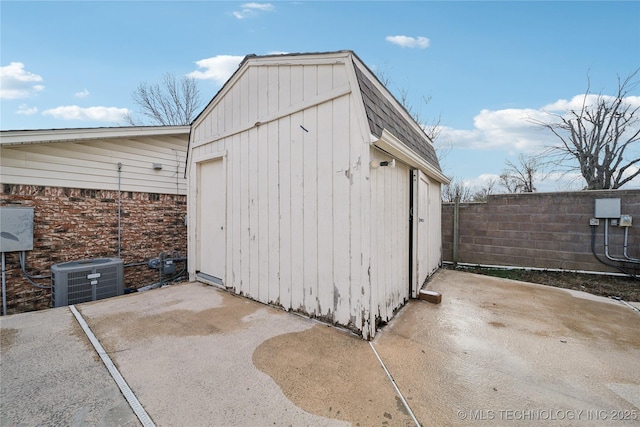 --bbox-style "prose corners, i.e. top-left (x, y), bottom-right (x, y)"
top-left (186, 51), bottom-right (449, 338)
top-left (0, 126), bottom-right (190, 313)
